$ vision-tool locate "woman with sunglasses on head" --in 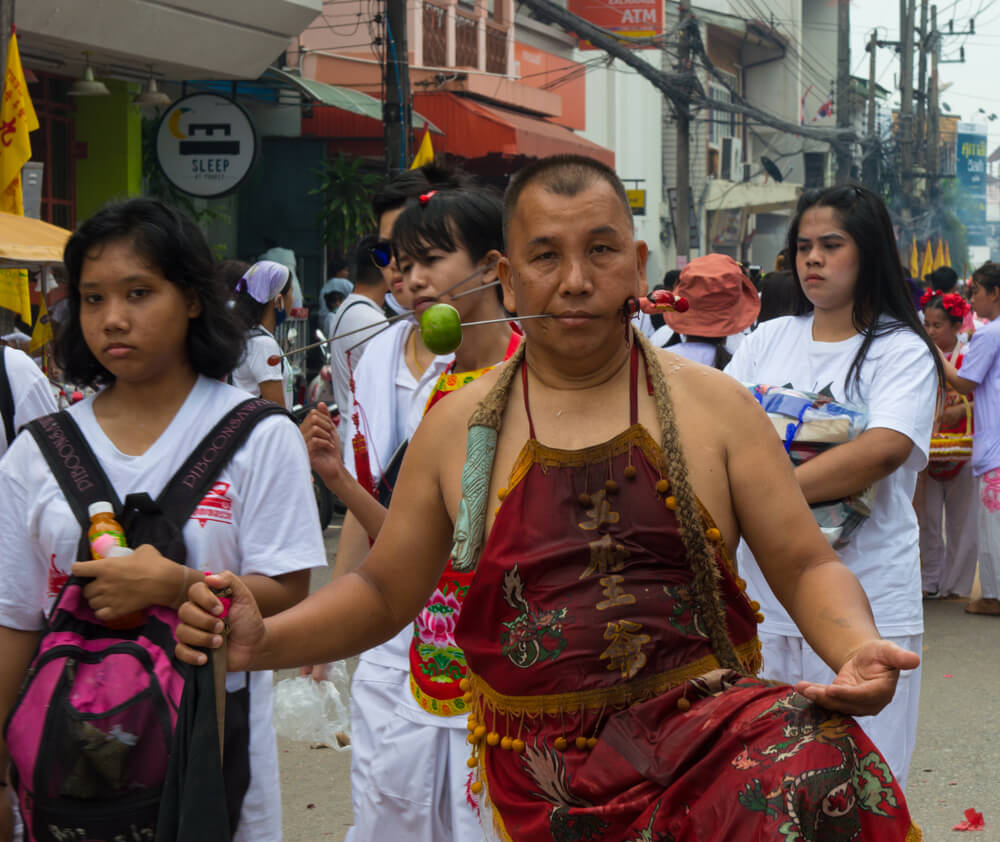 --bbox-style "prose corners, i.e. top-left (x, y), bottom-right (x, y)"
top-left (302, 186), bottom-right (517, 842)
top-left (295, 165), bottom-right (471, 842)
top-left (726, 184), bottom-right (943, 791)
